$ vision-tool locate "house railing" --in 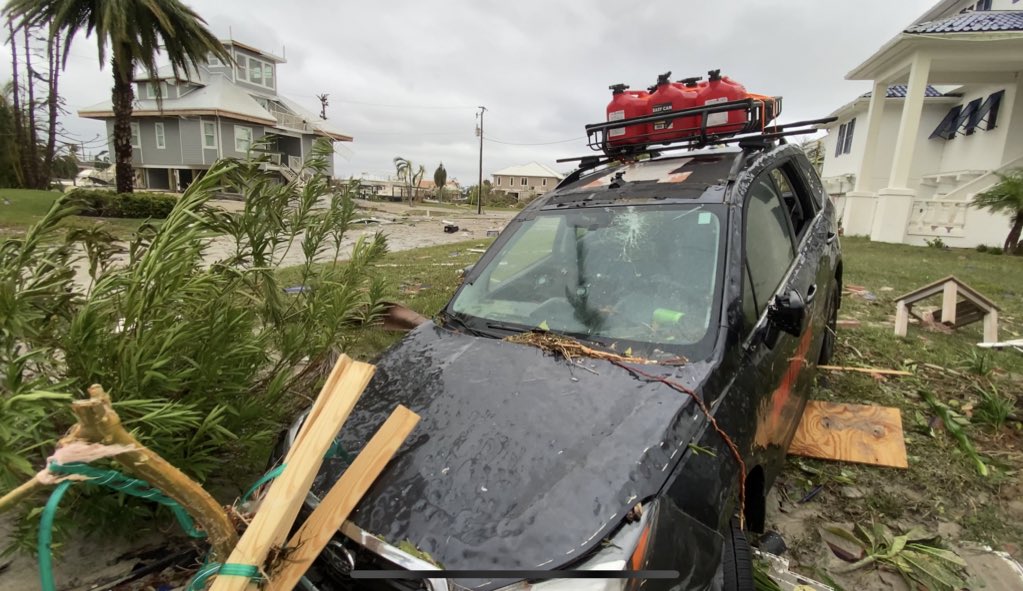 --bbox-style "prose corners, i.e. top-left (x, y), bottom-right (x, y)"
top-left (906, 199), bottom-right (968, 237)
top-left (288, 155), bottom-right (303, 171)
top-left (269, 106), bottom-right (314, 132)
